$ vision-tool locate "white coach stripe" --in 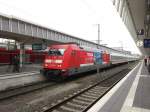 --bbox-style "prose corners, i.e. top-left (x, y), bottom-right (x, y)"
top-left (80, 63), bottom-right (94, 67)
